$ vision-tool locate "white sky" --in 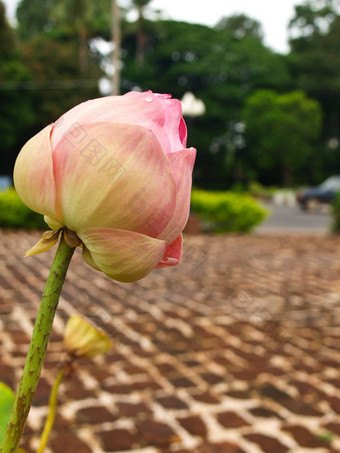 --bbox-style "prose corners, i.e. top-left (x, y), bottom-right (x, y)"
top-left (4, 0), bottom-right (300, 53)
top-left (149, 0), bottom-right (300, 53)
